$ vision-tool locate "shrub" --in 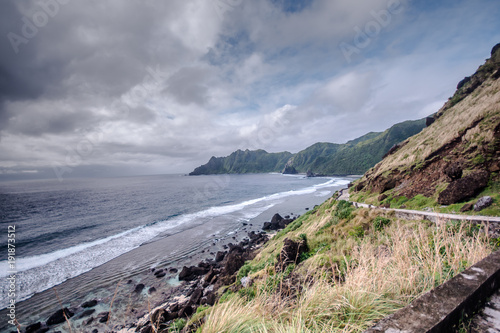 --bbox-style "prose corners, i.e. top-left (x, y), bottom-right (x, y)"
top-left (373, 217), bottom-right (391, 231)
